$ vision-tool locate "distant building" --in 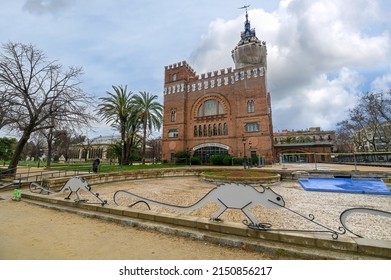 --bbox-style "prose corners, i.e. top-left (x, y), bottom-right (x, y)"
top-left (273, 127), bottom-right (335, 163)
top-left (67, 135), bottom-right (121, 162)
top-left (161, 9), bottom-right (274, 163)
top-left (67, 135), bottom-right (158, 163)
